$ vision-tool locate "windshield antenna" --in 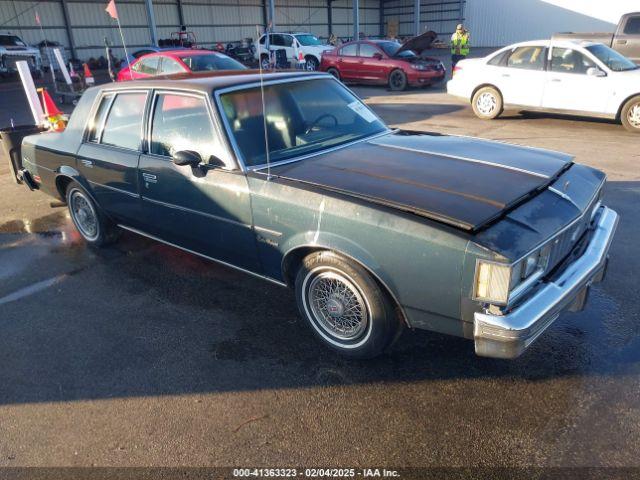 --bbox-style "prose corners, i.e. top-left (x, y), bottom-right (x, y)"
top-left (257, 24), bottom-right (272, 180)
